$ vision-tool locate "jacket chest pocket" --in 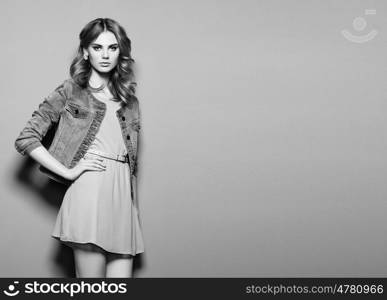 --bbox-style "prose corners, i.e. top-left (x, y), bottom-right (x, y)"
top-left (64, 102), bottom-right (90, 119)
